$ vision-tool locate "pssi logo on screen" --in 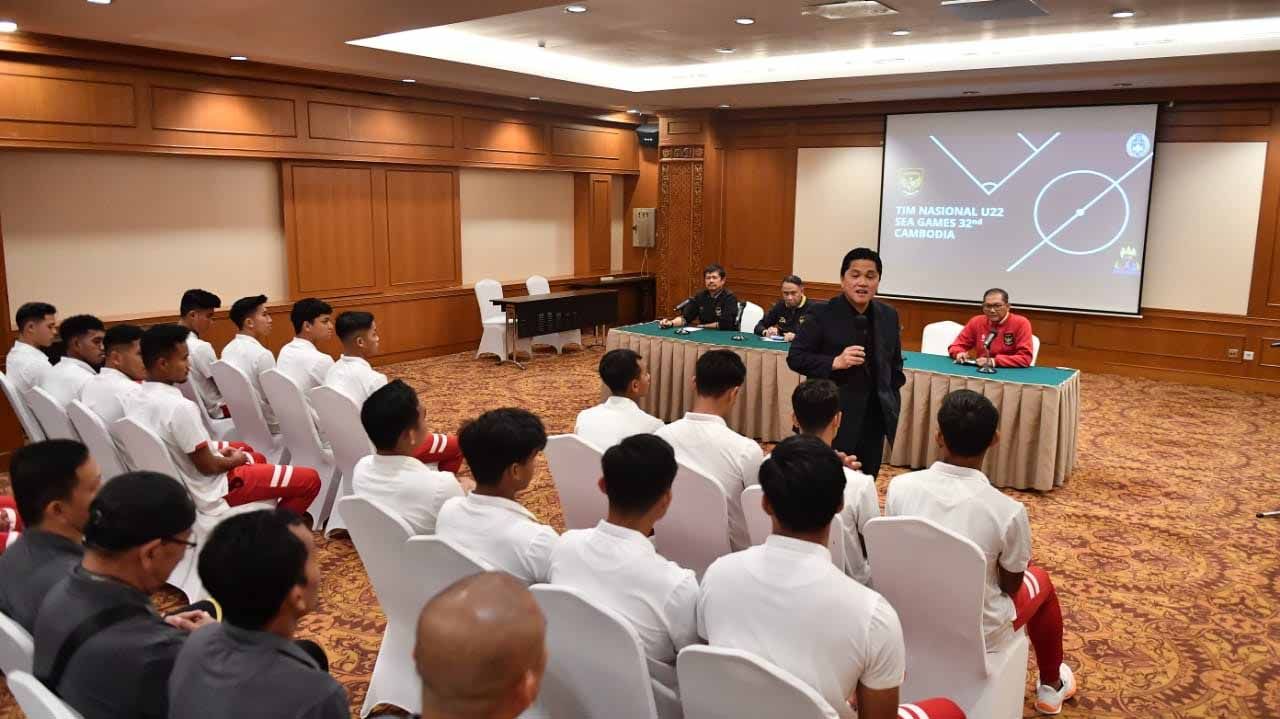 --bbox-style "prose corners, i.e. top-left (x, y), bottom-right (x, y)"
top-left (897, 168), bottom-right (924, 196)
